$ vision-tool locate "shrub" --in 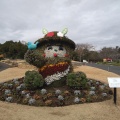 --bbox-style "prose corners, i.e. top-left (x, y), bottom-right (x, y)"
top-left (66, 72), bottom-right (88, 89)
top-left (58, 95), bottom-right (64, 101)
top-left (28, 98), bottom-right (36, 105)
top-left (16, 86), bottom-right (21, 91)
top-left (45, 100), bottom-right (52, 106)
top-left (102, 93), bottom-right (107, 97)
top-left (24, 70), bottom-right (44, 90)
top-left (74, 90), bottom-right (81, 96)
top-left (25, 94), bottom-right (31, 99)
top-left (80, 98), bottom-right (86, 103)
top-left (5, 97), bottom-right (13, 102)
top-left (55, 89), bottom-right (62, 95)
top-left (41, 89), bottom-right (47, 95)
top-left (5, 89), bottom-right (11, 95)
top-left (90, 87), bottom-right (96, 91)
top-left (89, 91), bottom-right (95, 96)
top-left (74, 97), bottom-right (80, 104)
